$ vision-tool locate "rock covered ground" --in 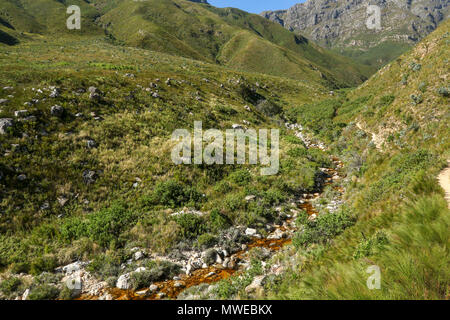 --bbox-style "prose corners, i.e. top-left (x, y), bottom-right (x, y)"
top-left (0, 119), bottom-right (347, 300)
top-left (18, 122), bottom-right (346, 300)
